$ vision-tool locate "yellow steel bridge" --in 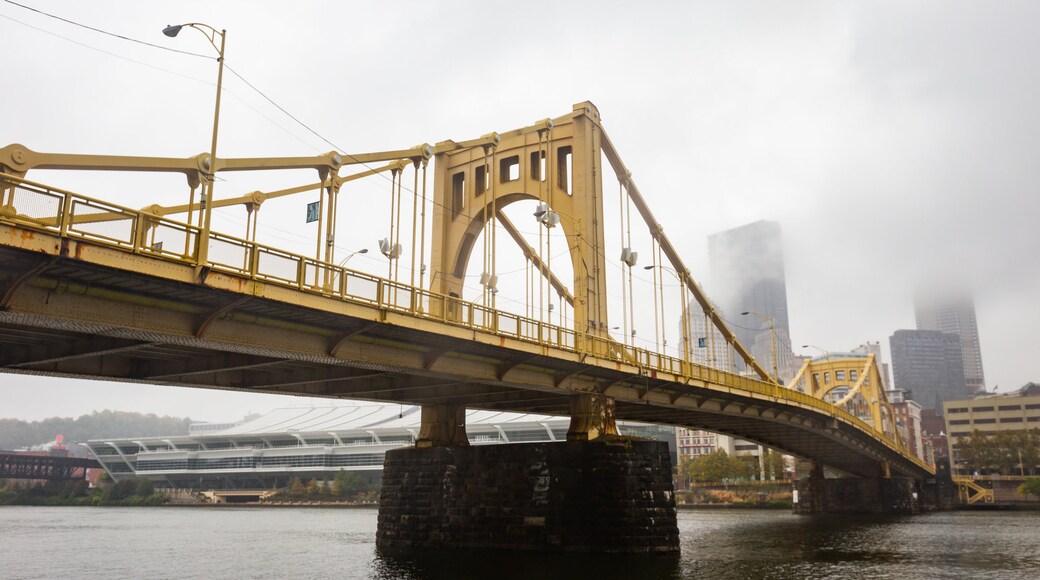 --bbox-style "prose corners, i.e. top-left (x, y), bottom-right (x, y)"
top-left (0, 102), bottom-right (931, 480)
